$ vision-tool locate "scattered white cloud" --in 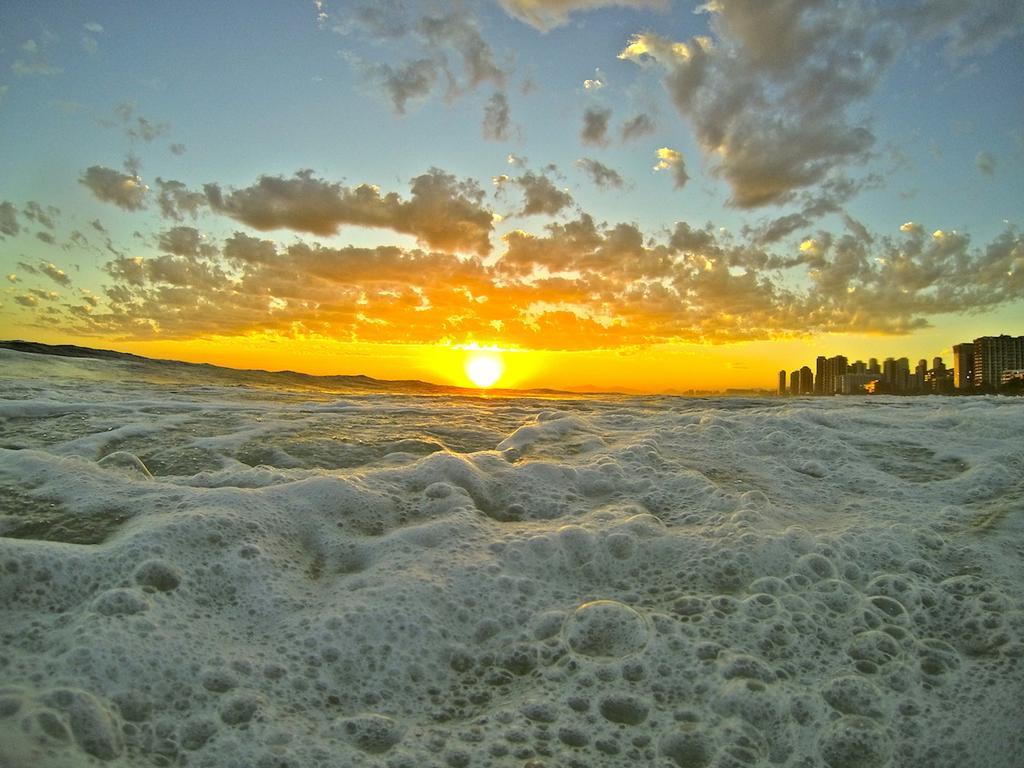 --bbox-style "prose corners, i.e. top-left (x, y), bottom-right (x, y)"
top-left (617, 2), bottom-right (1024, 208)
top-left (155, 178), bottom-right (206, 221)
top-left (41, 262), bottom-right (71, 286)
top-left (482, 92), bottom-right (512, 141)
top-left (340, 4), bottom-right (507, 112)
top-left (497, 0), bottom-right (667, 32)
top-left (975, 150), bottom-right (996, 176)
top-left (577, 158), bottom-right (625, 189)
top-left (80, 166), bottom-right (149, 210)
top-left (12, 33), bottom-right (63, 76)
top-left (80, 24), bottom-right (103, 56)
top-left (0, 201), bottom-right (20, 237)
top-left (653, 147), bottom-right (687, 189)
top-left (205, 168), bottom-right (495, 254)
top-left (23, 201), bottom-right (59, 230)
top-left (620, 112), bottom-right (655, 141)
top-left (512, 171), bottom-right (575, 216)
top-left (581, 106), bottom-right (612, 146)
